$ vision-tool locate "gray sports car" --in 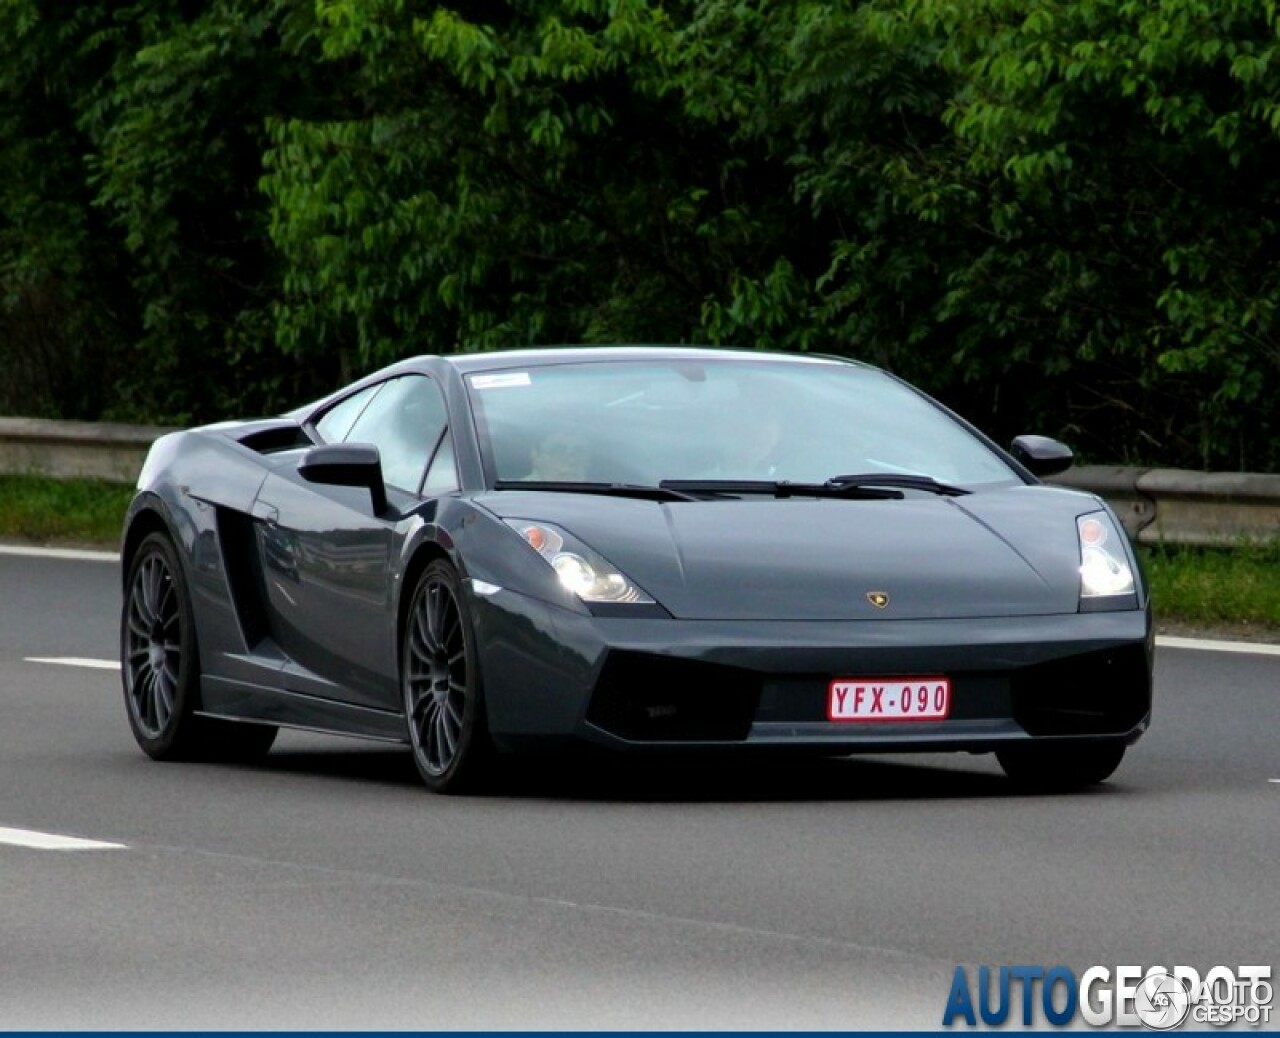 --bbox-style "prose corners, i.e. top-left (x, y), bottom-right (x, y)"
top-left (119, 347), bottom-right (1151, 793)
